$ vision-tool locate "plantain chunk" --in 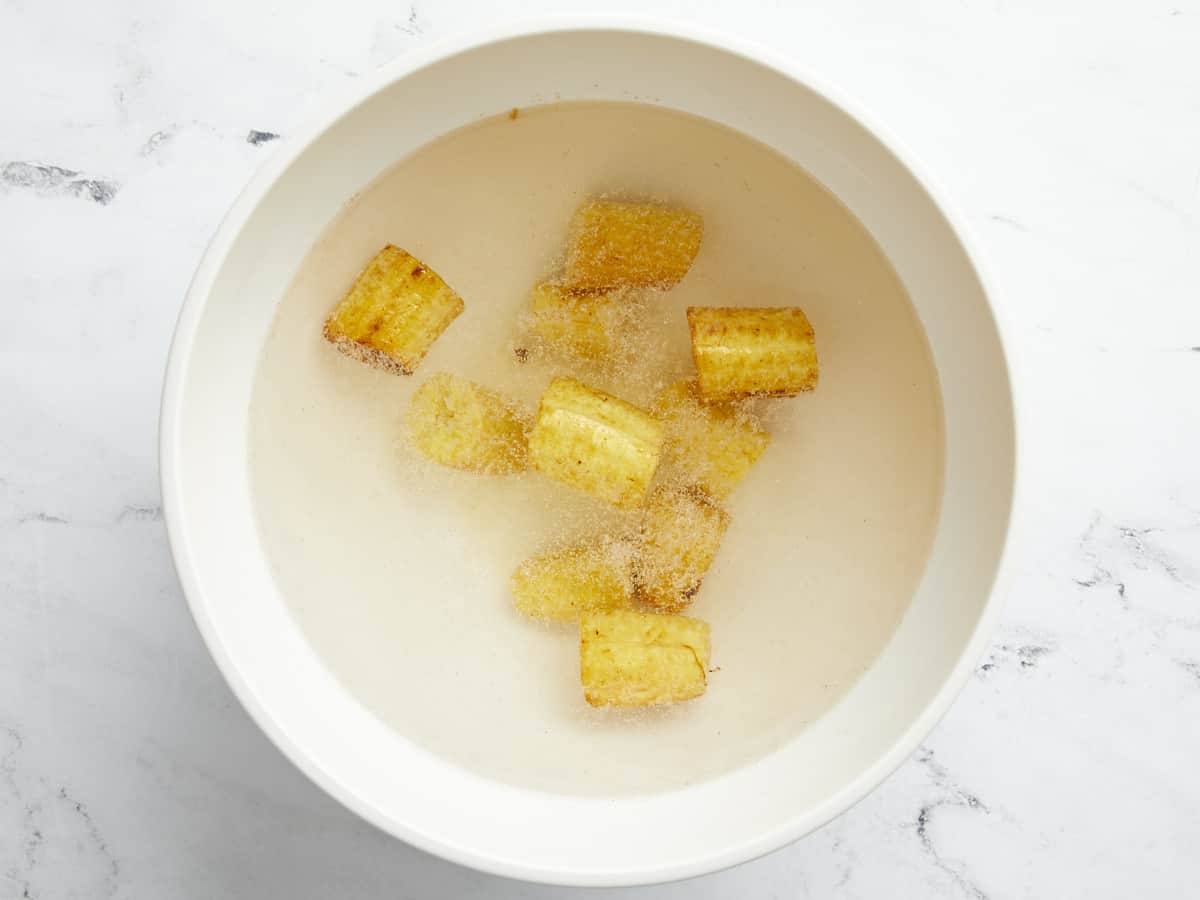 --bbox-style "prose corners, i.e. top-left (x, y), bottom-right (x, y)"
top-left (564, 199), bottom-right (703, 292)
top-left (634, 487), bottom-right (729, 613)
top-left (651, 379), bottom-right (770, 499)
top-left (580, 609), bottom-right (711, 707)
top-left (511, 538), bottom-right (634, 622)
top-left (527, 281), bottom-right (639, 363)
top-left (687, 306), bottom-right (819, 399)
top-left (528, 377), bottom-right (665, 508)
top-left (405, 373), bottom-right (528, 474)
top-left (323, 245), bottom-right (464, 375)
